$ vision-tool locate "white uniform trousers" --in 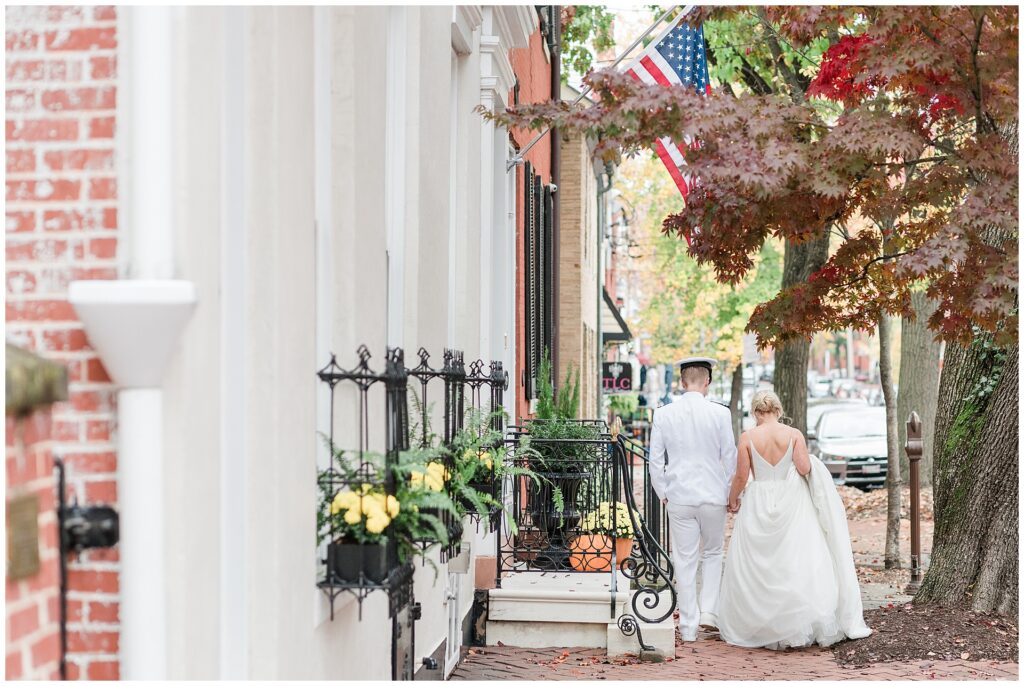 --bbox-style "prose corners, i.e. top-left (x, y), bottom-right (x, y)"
top-left (666, 502), bottom-right (726, 641)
